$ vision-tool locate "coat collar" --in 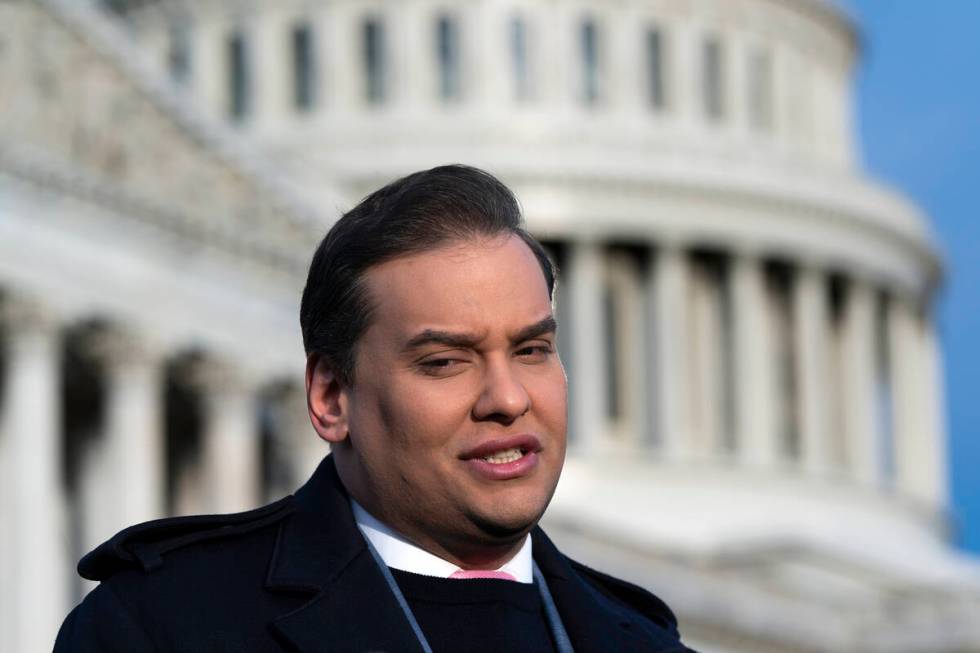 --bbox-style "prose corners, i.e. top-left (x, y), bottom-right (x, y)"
top-left (265, 455), bottom-right (673, 653)
top-left (265, 455), bottom-right (425, 652)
